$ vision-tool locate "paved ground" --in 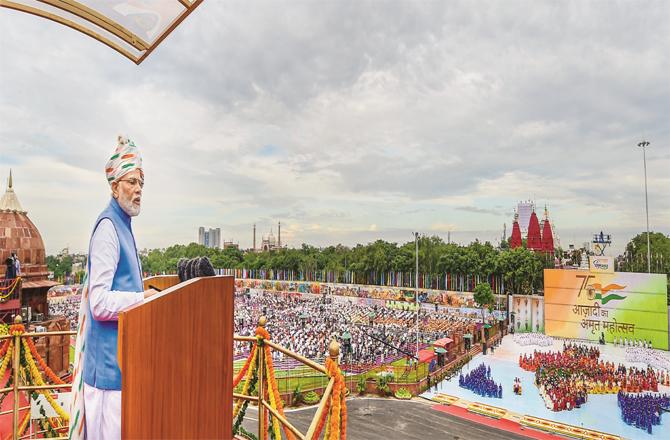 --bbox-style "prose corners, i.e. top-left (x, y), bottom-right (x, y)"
top-left (241, 397), bottom-right (533, 440)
